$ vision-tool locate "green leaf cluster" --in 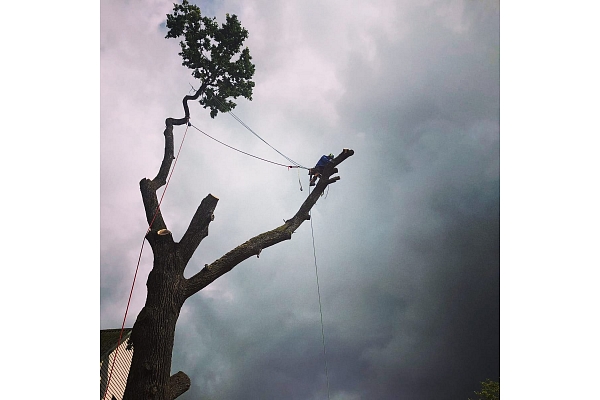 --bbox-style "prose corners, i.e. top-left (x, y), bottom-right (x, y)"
top-left (166, 0), bottom-right (256, 118)
top-left (469, 378), bottom-right (500, 400)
